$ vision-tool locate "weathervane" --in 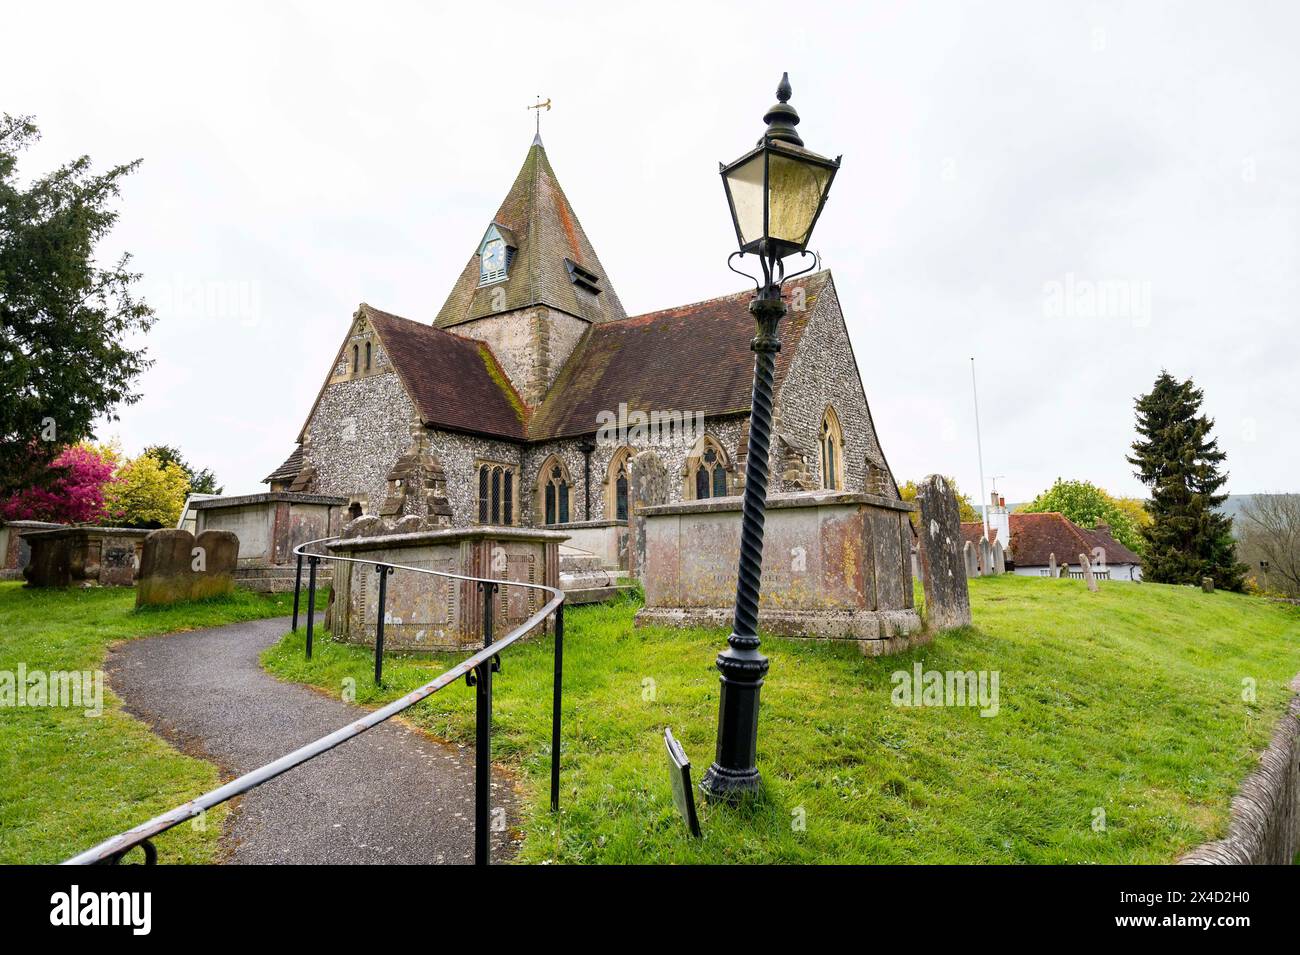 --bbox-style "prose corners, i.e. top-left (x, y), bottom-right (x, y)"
top-left (528, 96), bottom-right (551, 138)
